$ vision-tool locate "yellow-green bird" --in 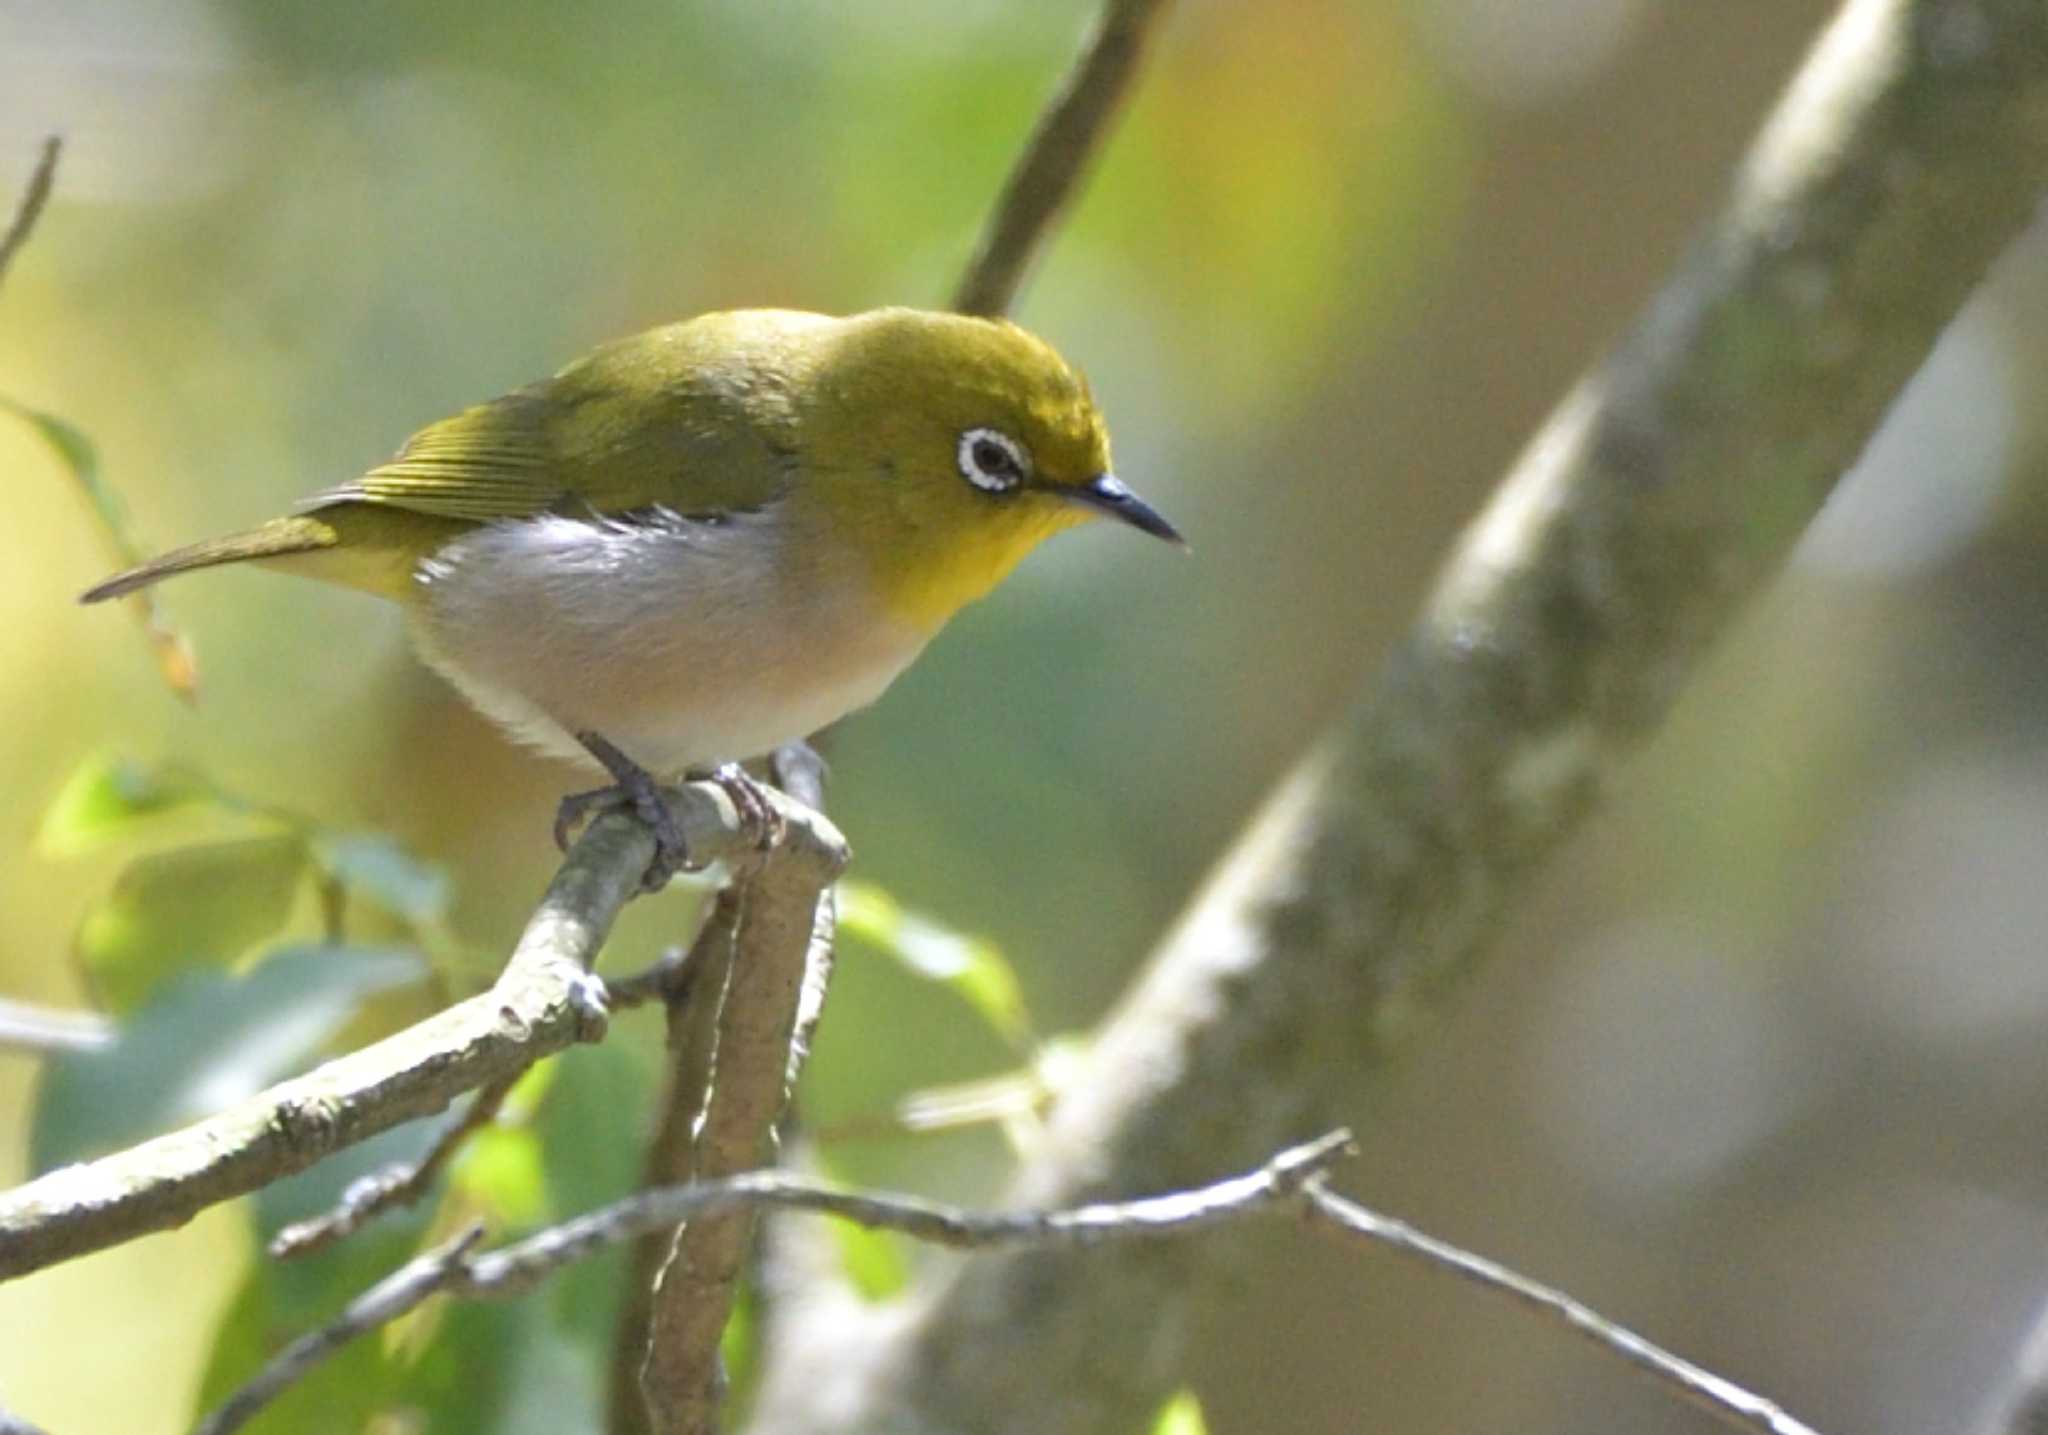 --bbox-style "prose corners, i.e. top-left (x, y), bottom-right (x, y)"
top-left (82, 307), bottom-right (1182, 882)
